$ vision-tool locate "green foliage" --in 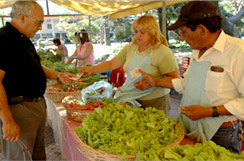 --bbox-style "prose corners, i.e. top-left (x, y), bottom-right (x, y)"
top-left (114, 24), bottom-right (133, 42)
top-left (219, 1), bottom-right (244, 33)
top-left (37, 44), bottom-right (62, 64)
top-left (166, 3), bottom-right (186, 26)
top-left (77, 18), bottom-right (100, 41)
top-left (76, 104), bottom-right (180, 160)
top-left (160, 141), bottom-right (244, 161)
top-left (56, 16), bottom-right (100, 43)
top-left (219, 1), bottom-right (236, 16)
top-left (82, 73), bottom-right (100, 86)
